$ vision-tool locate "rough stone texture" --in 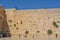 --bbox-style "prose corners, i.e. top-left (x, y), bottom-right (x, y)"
top-left (0, 6), bottom-right (11, 37)
top-left (0, 6), bottom-right (4, 33)
top-left (0, 7), bottom-right (60, 40)
top-left (5, 8), bottom-right (60, 38)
